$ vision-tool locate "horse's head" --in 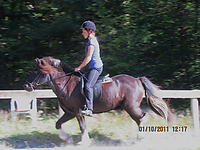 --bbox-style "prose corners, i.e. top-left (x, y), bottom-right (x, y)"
top-left (23, 57), bottom-right (62, 91)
